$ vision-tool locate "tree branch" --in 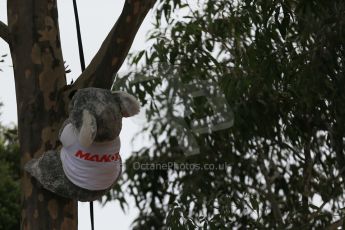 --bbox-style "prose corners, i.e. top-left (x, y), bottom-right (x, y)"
top-left (327, 218), bottom-right (344, 230)
top-left (302, 143), bottom-right (312, 222)
top-left (258, 153), bottom-right (285, 227)
top-left (70, 0), bottom-right (157, 90)
top-left (0, 21), bottom-right (10, 44)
